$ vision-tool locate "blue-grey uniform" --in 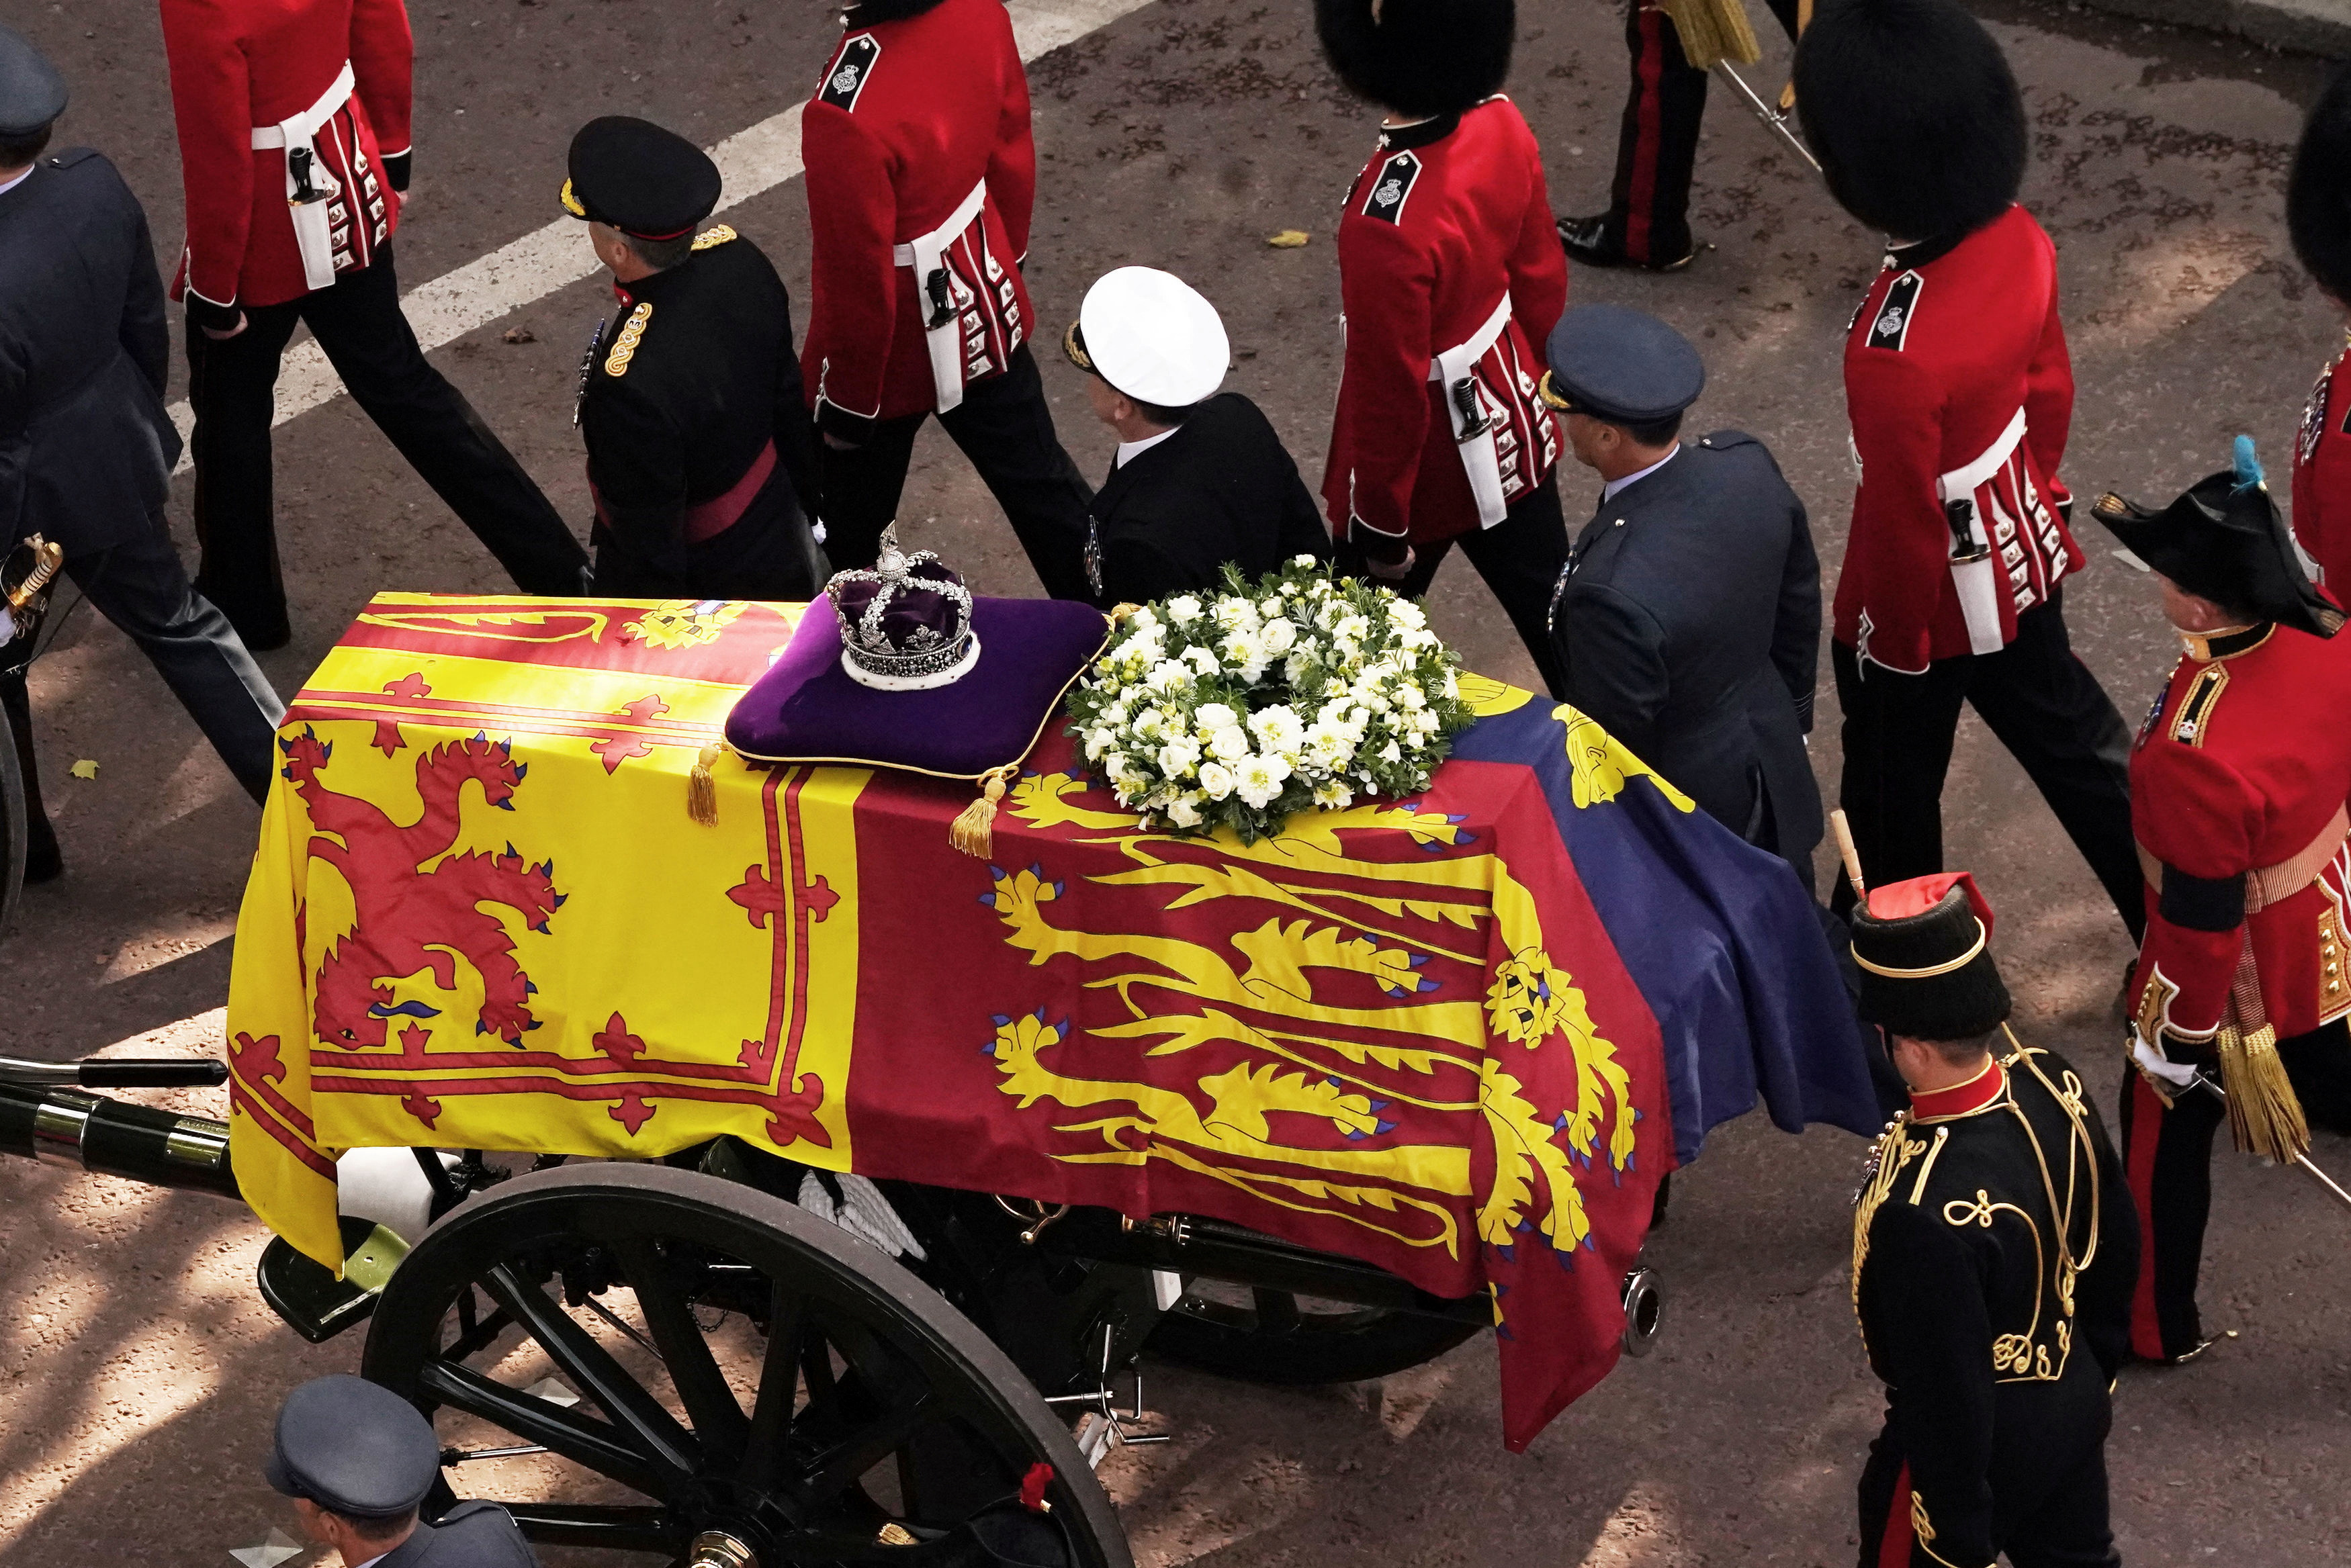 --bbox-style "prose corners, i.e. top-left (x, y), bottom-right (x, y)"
top-left (0, 23), bottom-right (283, 880)
top-left (1540, 304), bottom-right (1825, 880)
top-left (267, 1375), bottom-right (535, 1567)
